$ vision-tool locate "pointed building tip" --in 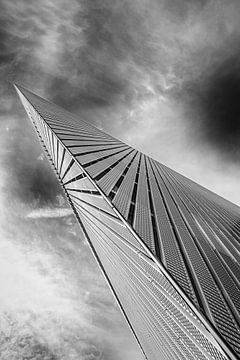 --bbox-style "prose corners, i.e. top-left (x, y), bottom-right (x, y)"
top-left (13, 83), bottom-right (25, 101)
top-left (13, 83), bottom-right (34, 106)
top-left (12, 82), bottom-right (22, 89)
top-left (13, 83), bottom-right (20, 92)
top-left (12, 83), bottom-right (36, 103)
top-left (13, 83), bottom-right (26, 92)
top-left (13, 83), bottom-right (25, 95)
top-left (13, 83), bottom-right (33, 94)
